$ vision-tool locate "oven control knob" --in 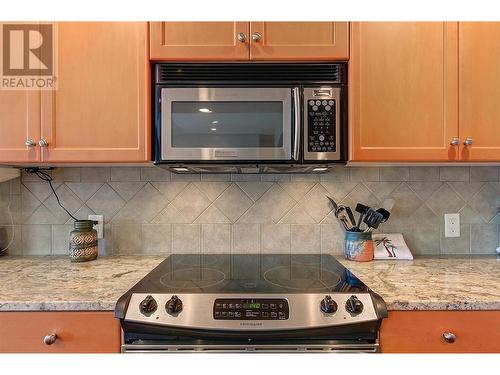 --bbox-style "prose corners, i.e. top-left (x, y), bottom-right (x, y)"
top-left (345, 295), bottom-right (364, 315)
top-left (320, 295), bottom-right (337, 314)
top-left (166, 295), bottom-right (183, 315)
top-left (139, 295), bottom-right (158, 315)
